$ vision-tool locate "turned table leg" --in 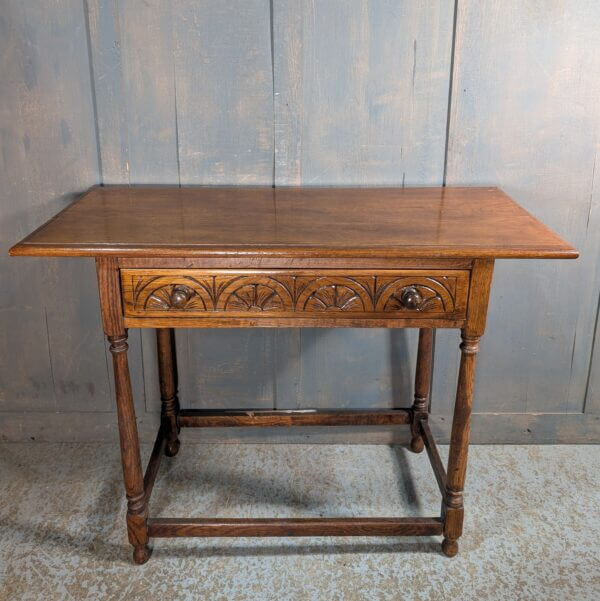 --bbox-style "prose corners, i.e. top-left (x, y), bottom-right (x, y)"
top-left (108, 332), bottom-right (151, 564)
top-left (97, 258), bottom-right (151, 564)
top-left (156, 328), bottom-right (180, 457)
top-left (410, 328), bottom-right (434, 453)
top-left (441, 258), bottom-right (494, 557)
top-left (442, 330), bottom-right (480, 557)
